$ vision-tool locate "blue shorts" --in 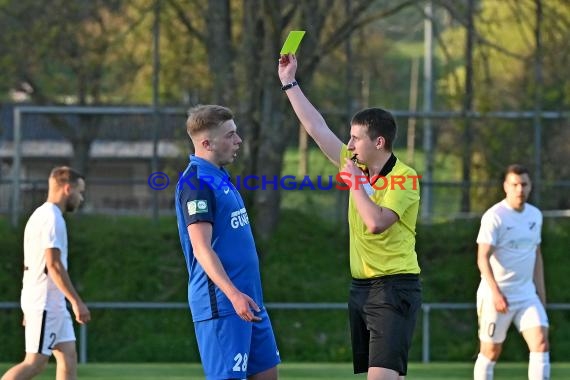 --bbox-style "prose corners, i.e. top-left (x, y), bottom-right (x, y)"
top-left (194, 308), bottom-right (280, 380)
